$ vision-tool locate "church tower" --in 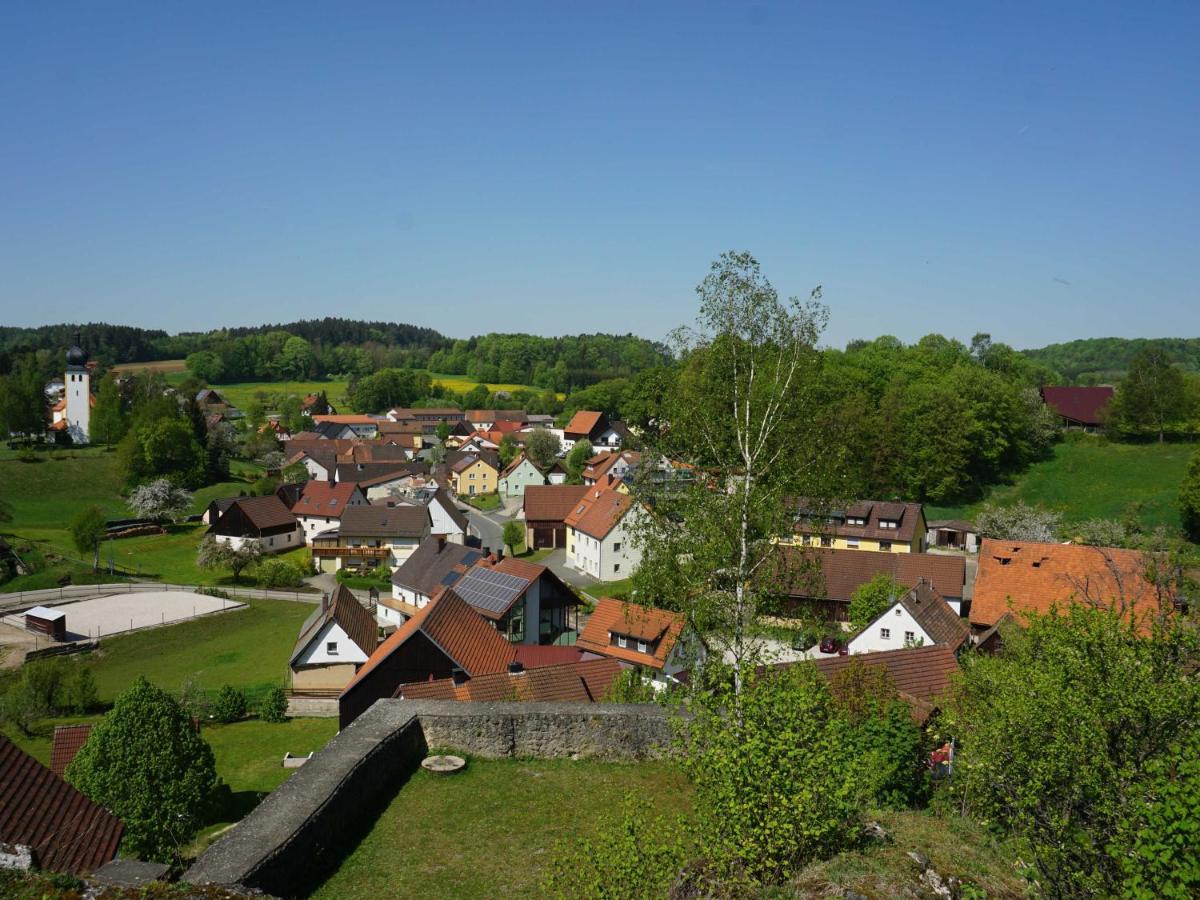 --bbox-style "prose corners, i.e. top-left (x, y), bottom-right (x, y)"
top-left (64, 331), bottom-right (91, 444)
